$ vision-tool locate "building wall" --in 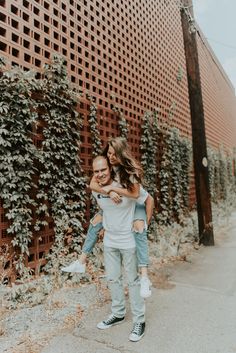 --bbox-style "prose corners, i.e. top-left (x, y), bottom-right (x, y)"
top-left (1, 0), bottom-right (236, 273)
top-left (197, 31), bottom-right (236, 150)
